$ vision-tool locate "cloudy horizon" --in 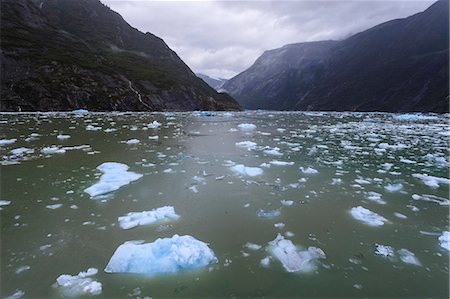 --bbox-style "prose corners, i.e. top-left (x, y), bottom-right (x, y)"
top-left (102, 0), bottom-right (435, 79)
